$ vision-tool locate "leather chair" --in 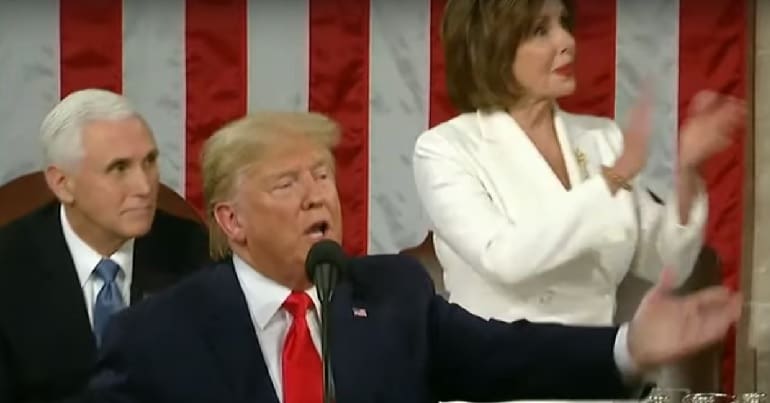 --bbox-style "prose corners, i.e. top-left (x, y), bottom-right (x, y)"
top-left (0, 171), bottom-right (202, 227)
top-left (400, 234), bottom-right (446, 296)
top-left (401, 232), bottom-right (723, 392)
